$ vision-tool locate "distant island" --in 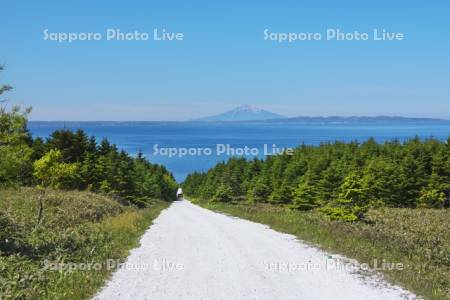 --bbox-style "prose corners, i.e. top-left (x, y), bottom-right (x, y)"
top-left (191, 105), bottom-right (450, 124)
top-left (193, 104), bottom-right (285, 122)
top-left (262, 115), bottom-right (450, 125)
